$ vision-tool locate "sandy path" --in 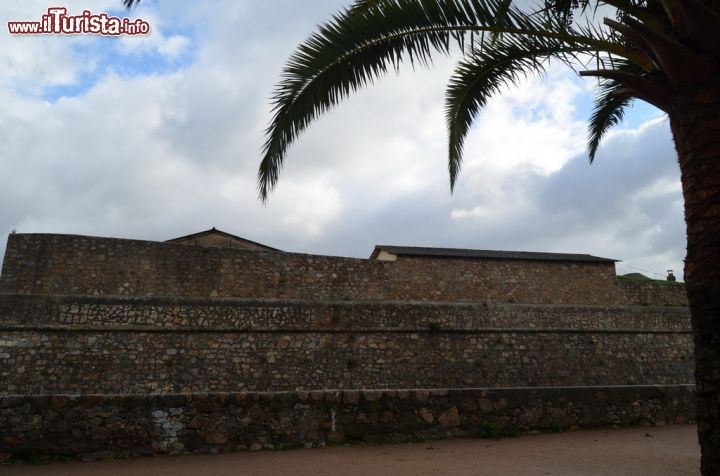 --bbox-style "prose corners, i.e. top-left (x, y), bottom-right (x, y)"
top-left (2, 425), bottom-right (699, 476)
